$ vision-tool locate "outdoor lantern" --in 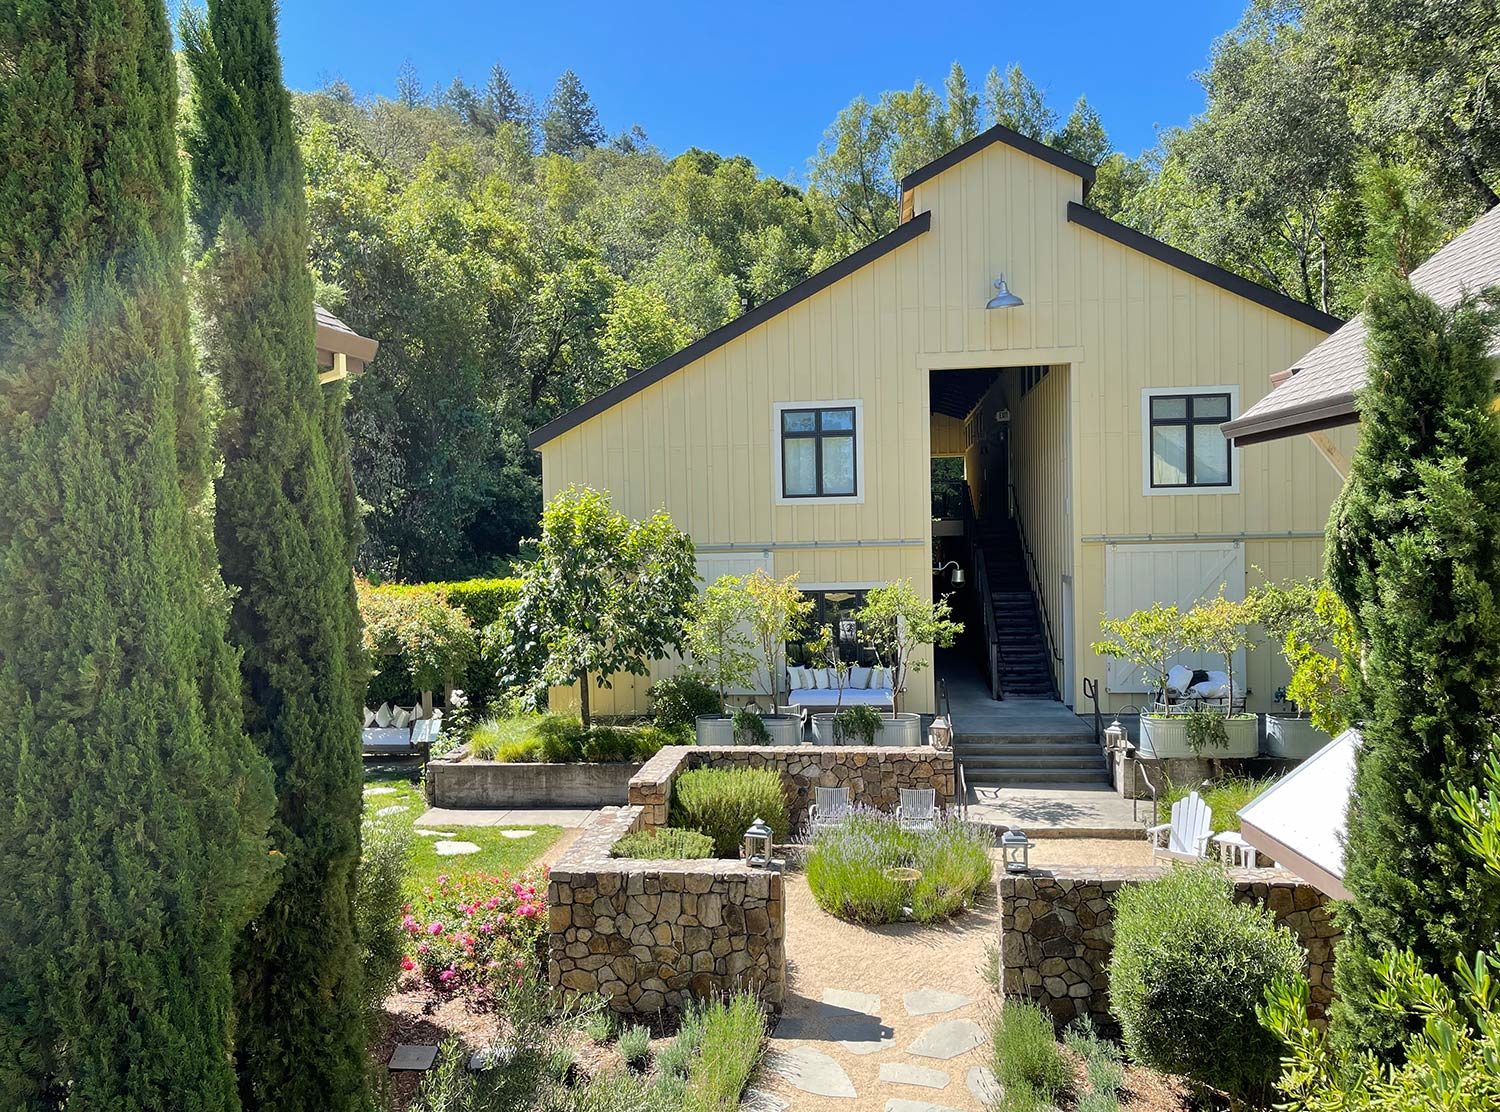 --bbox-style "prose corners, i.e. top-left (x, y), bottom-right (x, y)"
top-left (1001, 826), bottom-right (1035, 874)
top-left (933, 559), bottom-right (966, 586)
top-left (743, 817), bottom-right (774, 869)
top-left (1104, 719), bottom-right (1128, 754)
top-left (928, 715), bottom-right (952, 749)
top-left (986, 274), bottom-right (1024, 309)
